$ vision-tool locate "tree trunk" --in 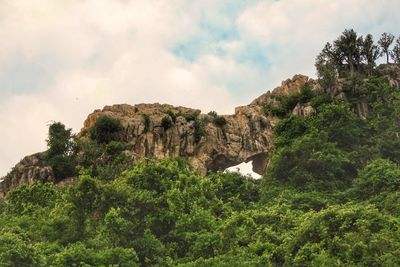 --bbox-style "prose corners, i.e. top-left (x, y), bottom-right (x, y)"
top-left (350, 62), bottom-right (354, 76)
